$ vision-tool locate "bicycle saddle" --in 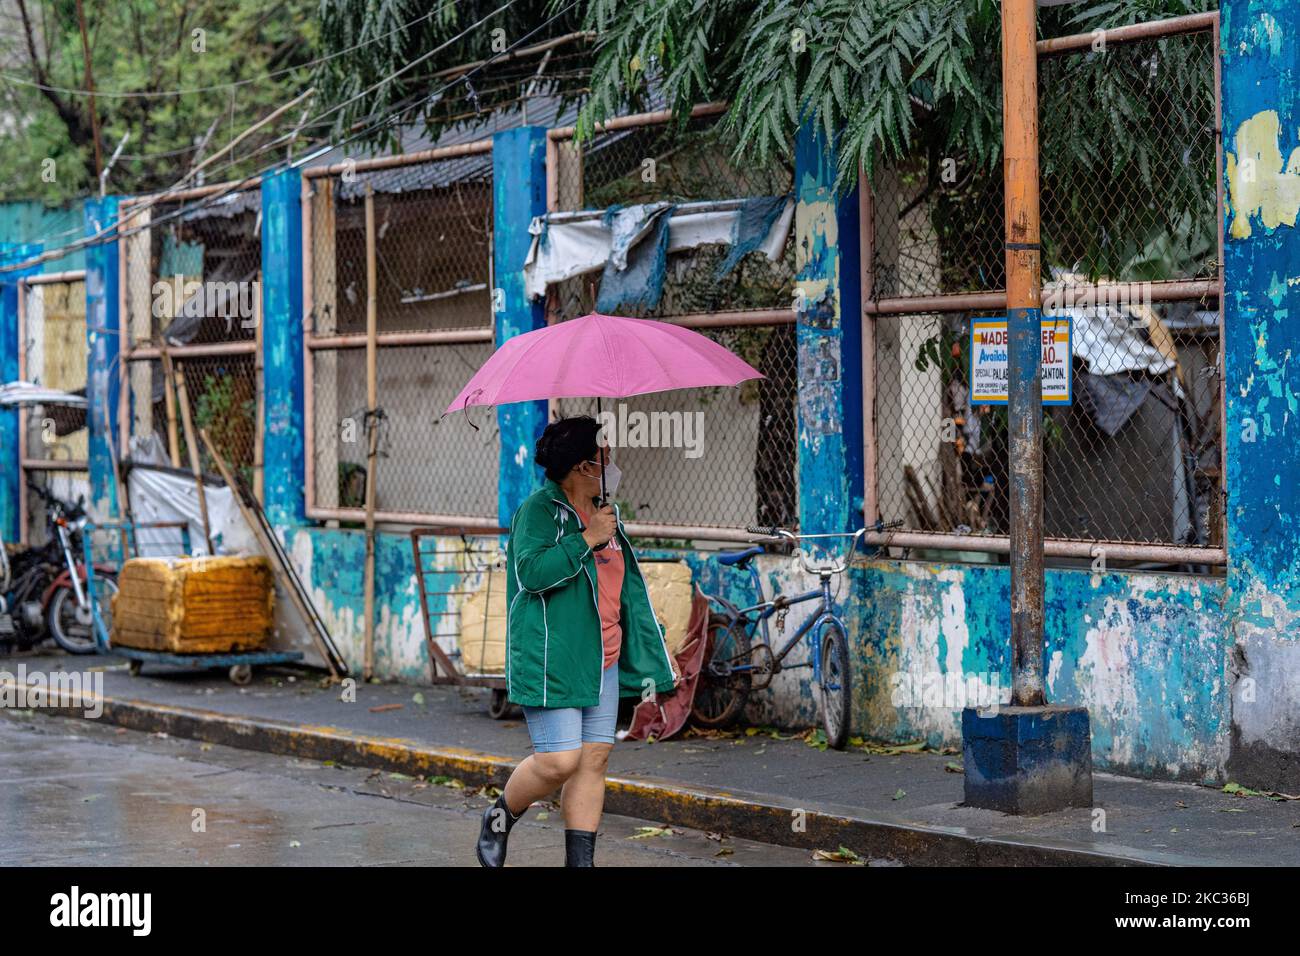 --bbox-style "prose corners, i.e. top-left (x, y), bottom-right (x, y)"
top-left (715, 545), bottom-right (763, 567)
